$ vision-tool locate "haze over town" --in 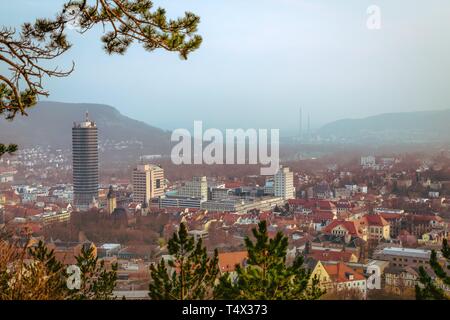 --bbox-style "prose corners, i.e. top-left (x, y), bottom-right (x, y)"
top-left (2, 0), bottom-right (450, 134)
top-left (2, 0), bottom-right (450, 304)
